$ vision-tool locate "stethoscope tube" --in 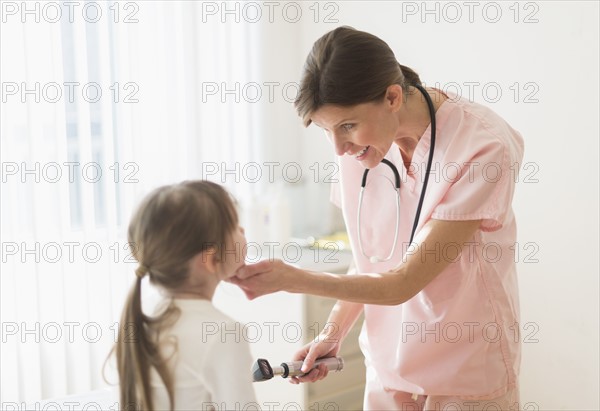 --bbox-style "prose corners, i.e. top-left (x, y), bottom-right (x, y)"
top-left (360, 158), bottom-right (401, 189)
top-left (357, 84), bottom-right (437, 263)
top-left (410, 84), bottom-right (437, 244)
